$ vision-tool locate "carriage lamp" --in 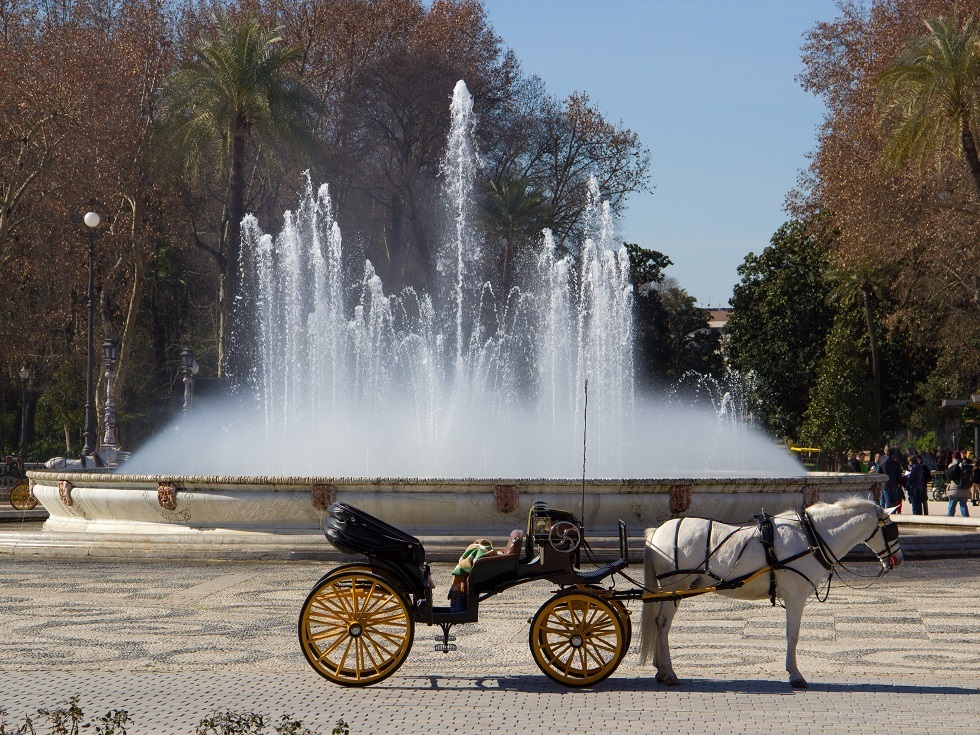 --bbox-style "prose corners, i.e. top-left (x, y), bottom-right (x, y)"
top-left (531, 501), bottom-right (552, 543)
top-left (102, 338), bottom-right (120, 448)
